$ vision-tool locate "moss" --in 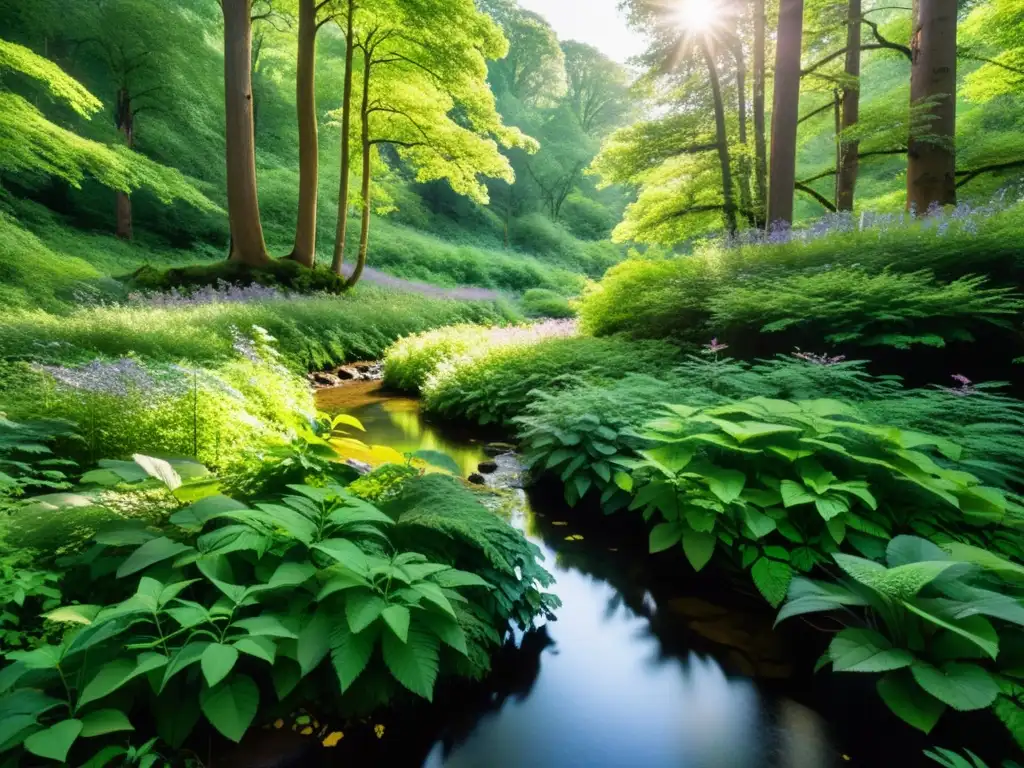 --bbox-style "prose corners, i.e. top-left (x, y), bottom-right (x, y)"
top-left (129, 258), bottom-right (348, 295)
